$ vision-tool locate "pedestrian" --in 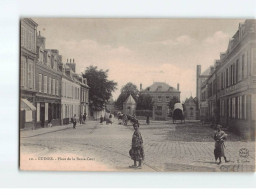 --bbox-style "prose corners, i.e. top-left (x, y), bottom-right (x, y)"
top-left (83, 113), bottom-right (86, 124)
top-left (79, 114), bottom-right (82, 124)
top-left (72, 114), bottom-right (77, 129)
top-left (214, 125), bottom-right (229, 164)
top-left (123, 114), bottom-right (128, 126)
top-left (109, 113), bottom-right (113, 124)
top-left (146, 114), bottom-right (150, 125)
top-left (129, 123), bottom-right (144, 169)
top-left (100, 115), bottom-right (104, 124)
